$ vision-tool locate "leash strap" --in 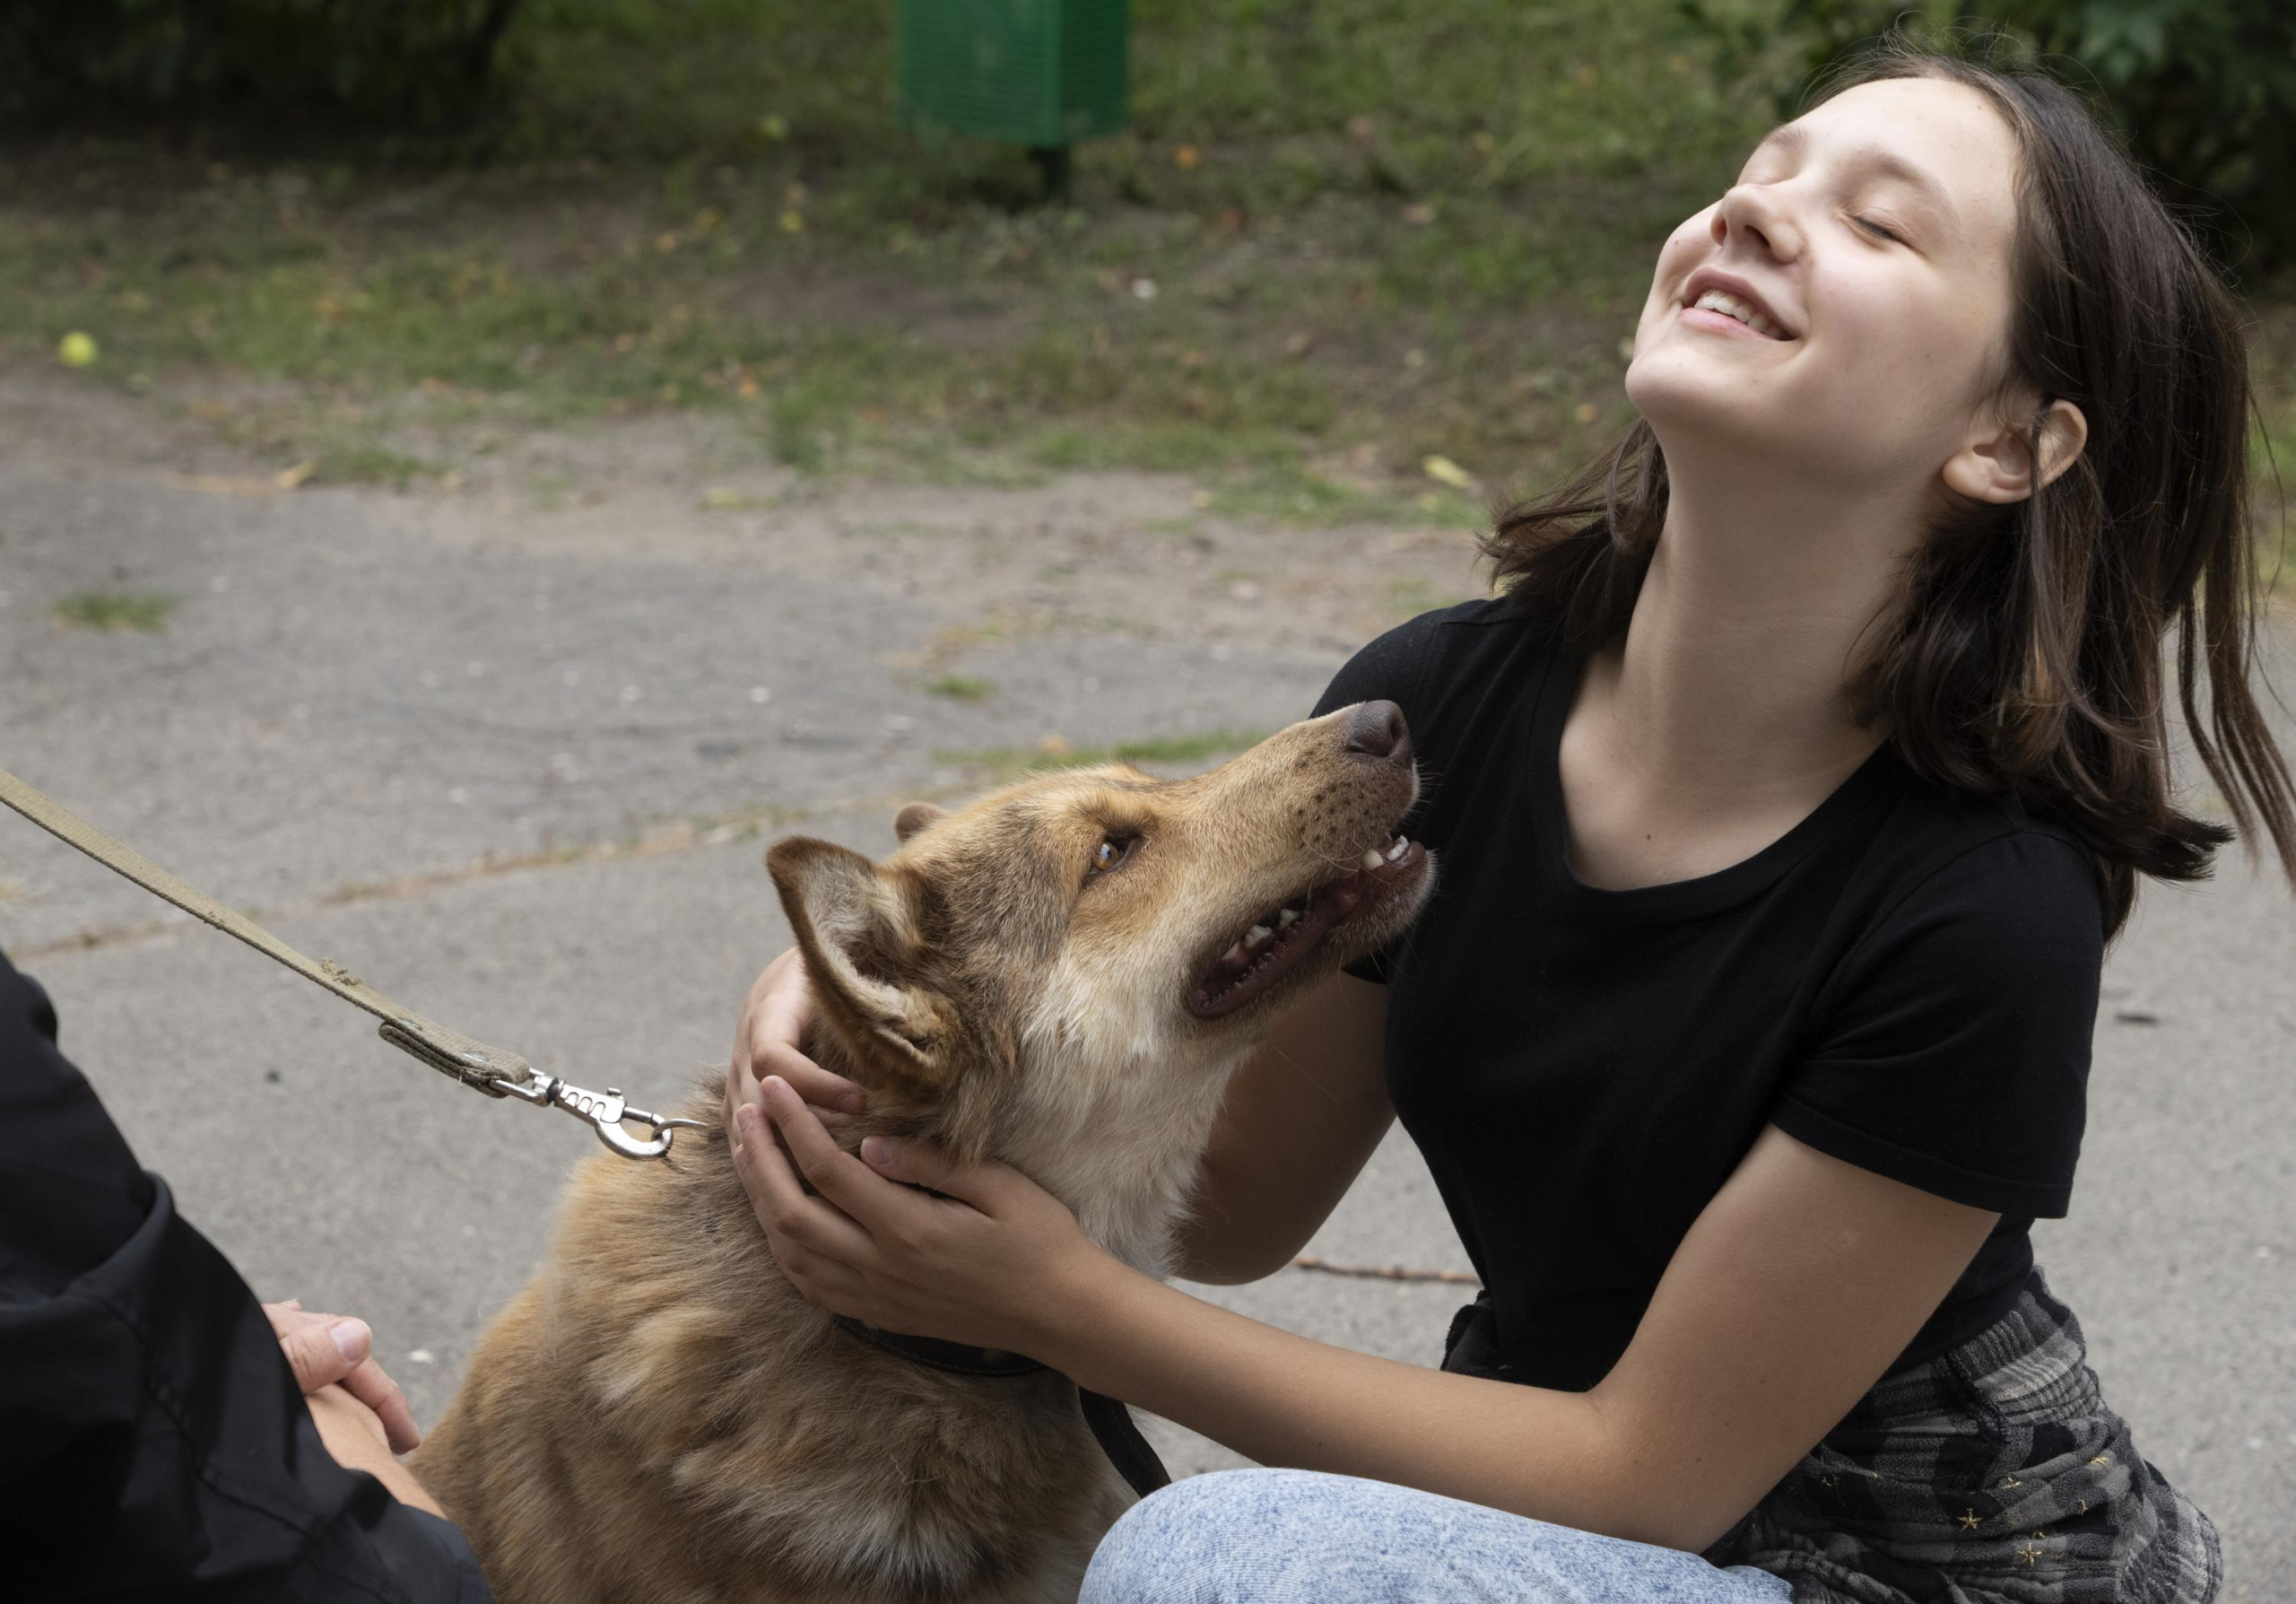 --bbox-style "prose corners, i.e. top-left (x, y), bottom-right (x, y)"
top-left (0, 765), bottom-right (703, 1160)
top-left (1078, 1388), bottom-right (1173, 1498)
top-left (831, 1316), bottom-right (1172, 1498)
